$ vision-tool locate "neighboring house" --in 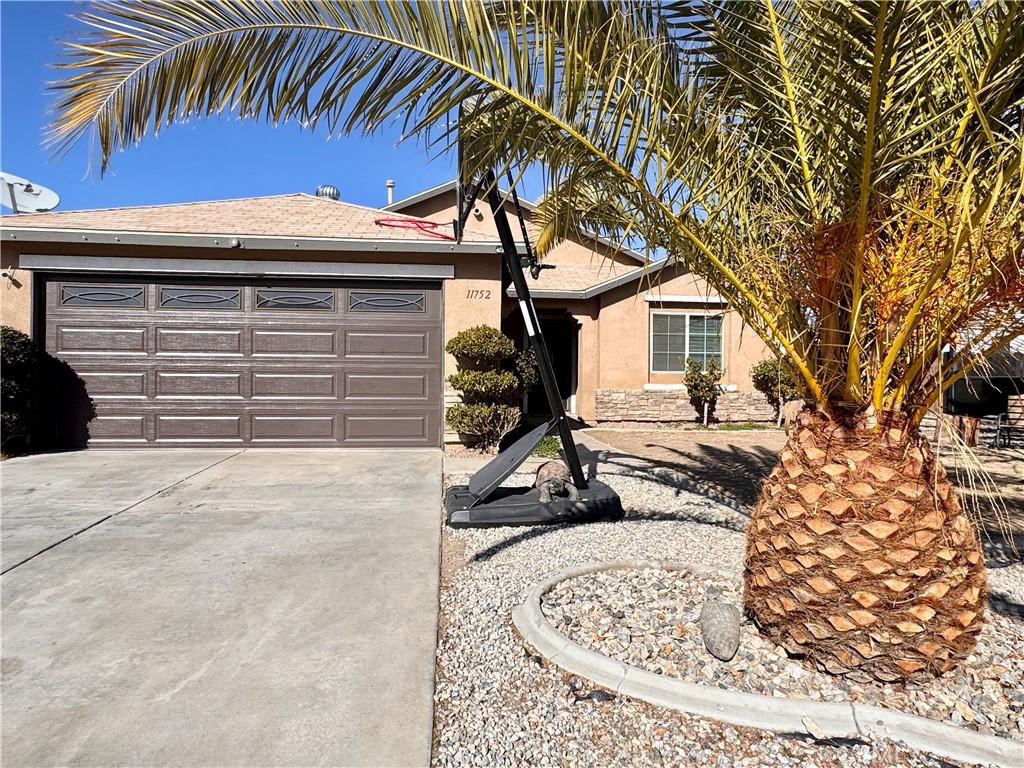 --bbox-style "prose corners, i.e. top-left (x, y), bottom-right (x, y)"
top-left (0, 185), bottom-right (773, 450)
top-left (946, 335), bottom-right (1024, 417)
top-left (386, 180), bottom-right (773, 429)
